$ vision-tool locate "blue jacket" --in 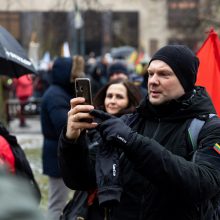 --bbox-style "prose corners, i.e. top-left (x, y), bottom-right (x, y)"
top-left (41, 57), bottom-right (73, 177)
